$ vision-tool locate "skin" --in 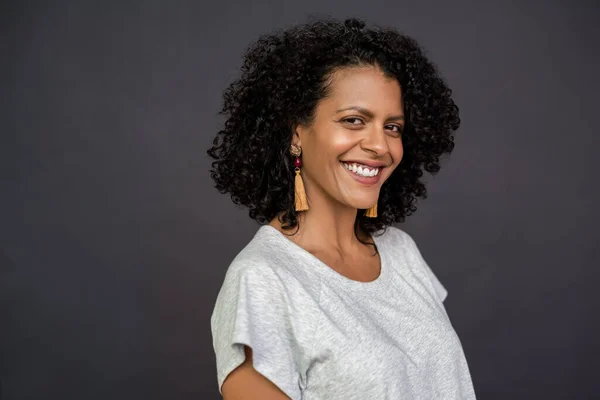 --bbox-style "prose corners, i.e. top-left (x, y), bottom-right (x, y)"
top-left (222, 65), bottom-right (405, 399)
top-left (273, 65), bottom-right (405, 281)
